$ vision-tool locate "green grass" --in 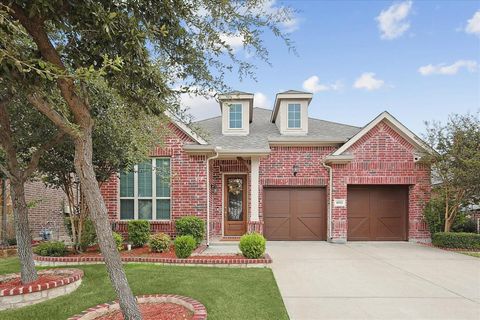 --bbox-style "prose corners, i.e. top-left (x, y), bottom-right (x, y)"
top-left (460, 251), bottom-right (480, 258)
top-left (0, 257), bottom-right (288, 320)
